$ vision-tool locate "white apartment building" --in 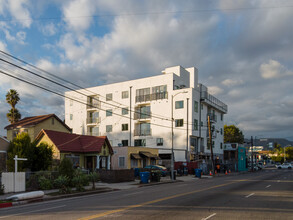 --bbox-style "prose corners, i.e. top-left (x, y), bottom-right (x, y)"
top-left (65, 66), bottom-right (228, 162)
